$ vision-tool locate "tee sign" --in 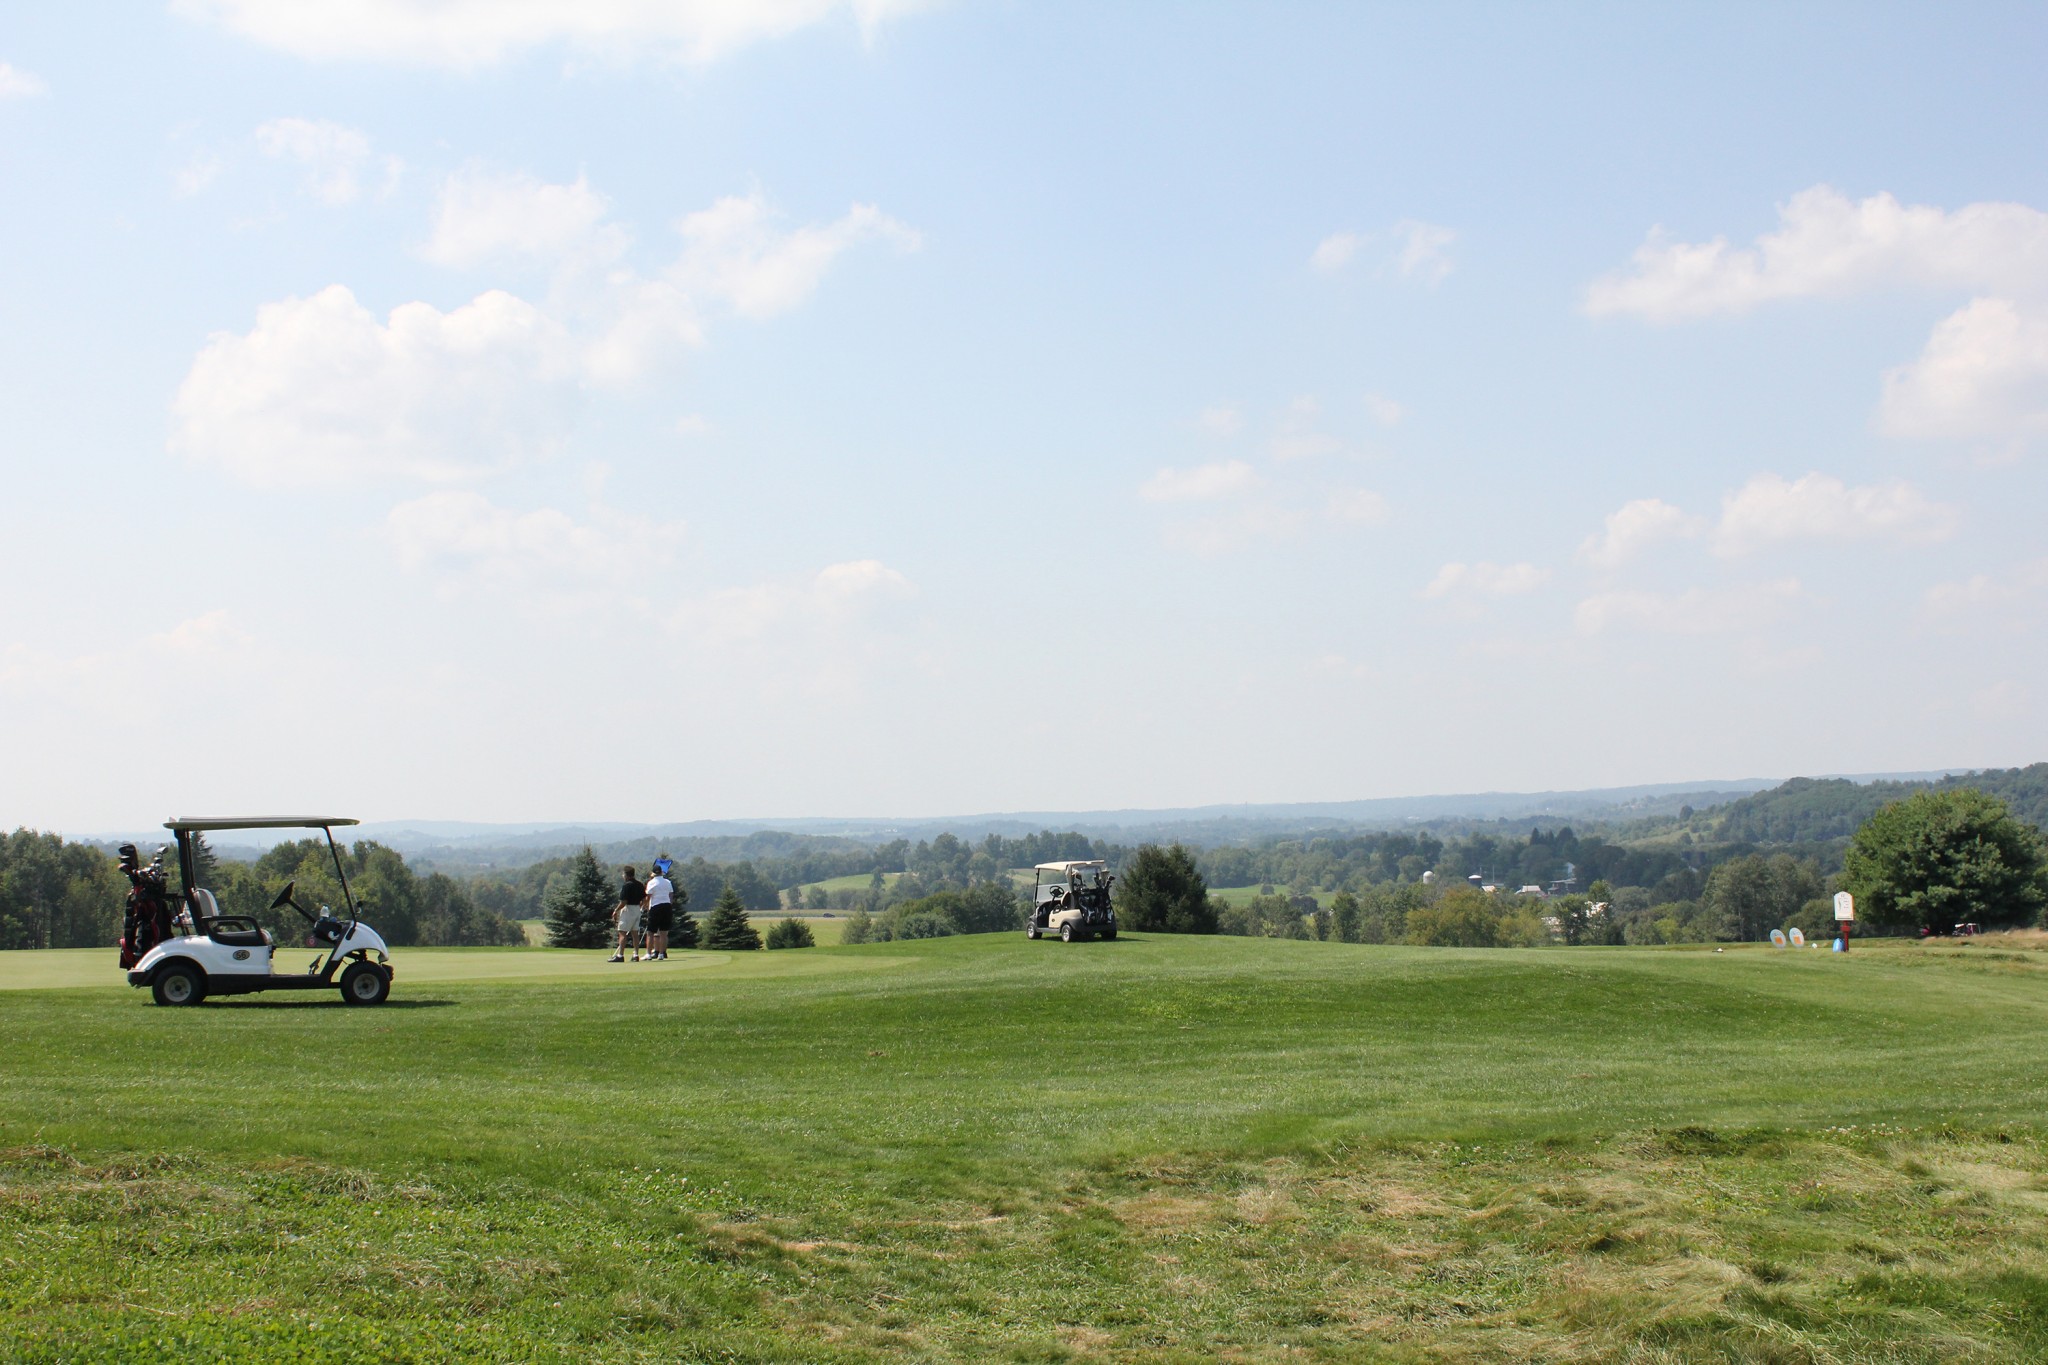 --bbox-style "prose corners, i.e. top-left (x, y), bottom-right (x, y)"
top-left (1833, 891), bottom-right (1855, 922)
